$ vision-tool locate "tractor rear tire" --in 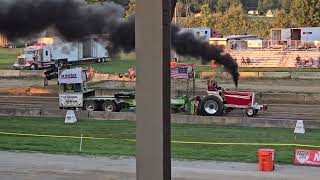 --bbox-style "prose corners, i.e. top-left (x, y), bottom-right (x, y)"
top-left (84, 100), bottom-right (97, 112)
top-left (200, 95), bottom-right (224, 116)
top-left (102, 101), bottom-right (117, 112)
